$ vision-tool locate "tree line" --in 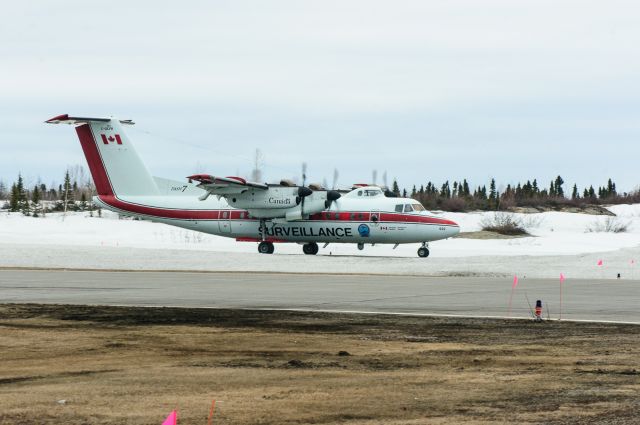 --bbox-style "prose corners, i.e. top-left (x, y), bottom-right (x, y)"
top-left (1, 168), bottom-right (639, 215)
top-left (395, 175), bottom-right (639, 211)
top-left (1, 166), bottom-right (99, 216)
